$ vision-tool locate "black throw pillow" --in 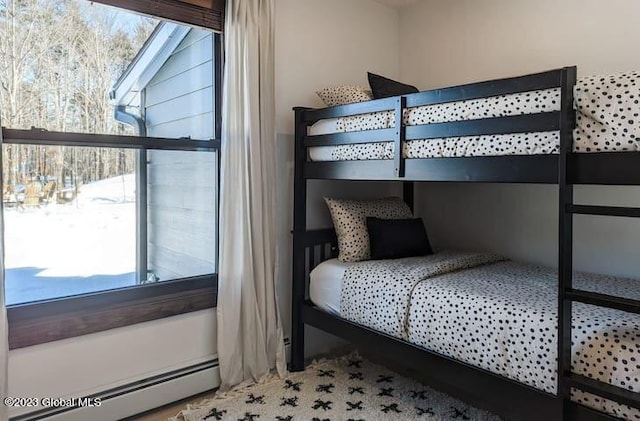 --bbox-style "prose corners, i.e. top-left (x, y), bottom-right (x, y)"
top-left (368, 72), bottom-right (419, 99)
top-left (366, 217), bottom-right (433, 260)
